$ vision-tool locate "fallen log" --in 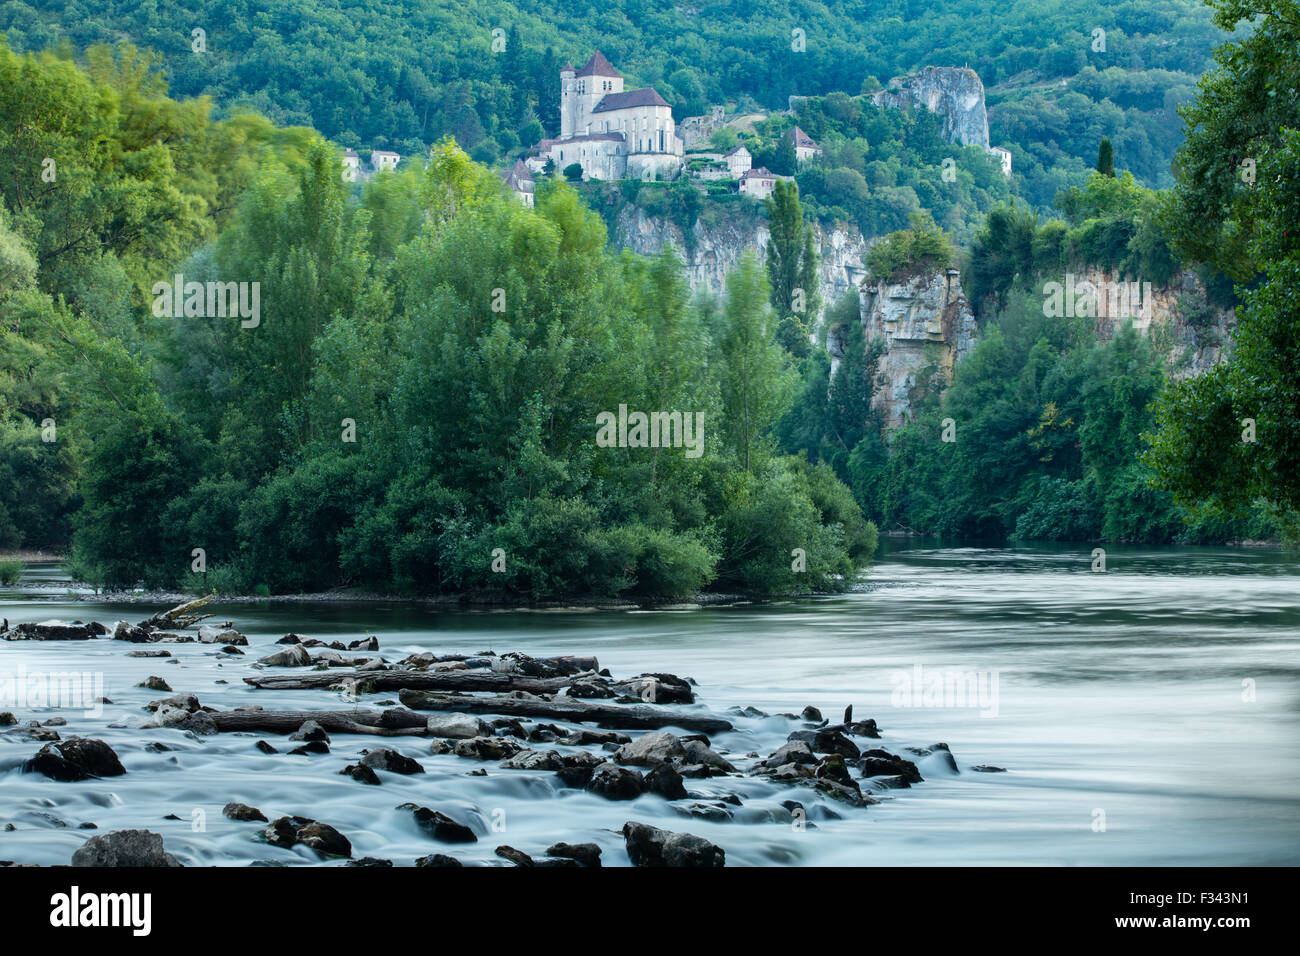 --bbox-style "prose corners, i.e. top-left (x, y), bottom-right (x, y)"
top-left (139, 593), bottom-right (217, 630)
top-left (207, 708), bottom-right (428, 737)
top-left (398, 690), bottom-right (733, 734)
top-left (244, 670), bottom-right (575, 694)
